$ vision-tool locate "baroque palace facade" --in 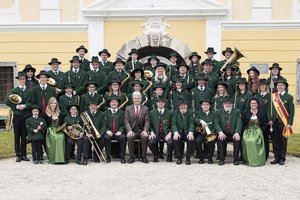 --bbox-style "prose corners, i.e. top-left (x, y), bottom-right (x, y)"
top-left (0, 0), bottom-right (300, 131)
